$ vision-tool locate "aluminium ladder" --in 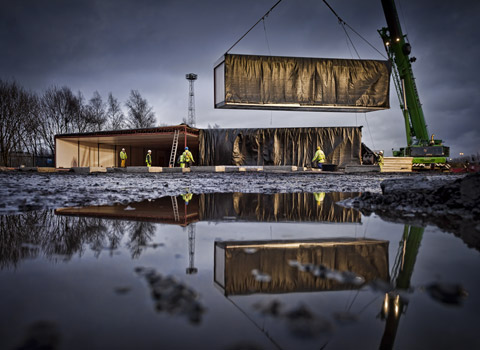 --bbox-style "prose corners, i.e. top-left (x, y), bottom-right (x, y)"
top-left (169, 129), bottom-right (180, 167)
